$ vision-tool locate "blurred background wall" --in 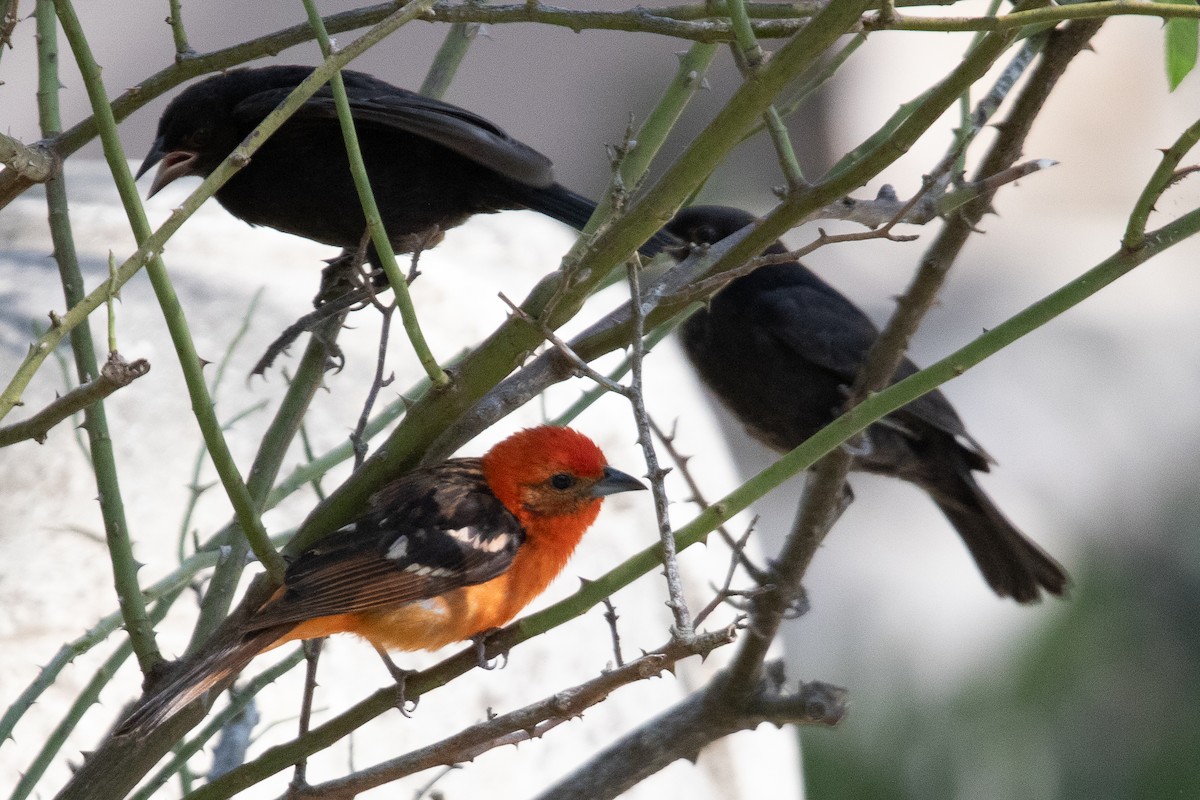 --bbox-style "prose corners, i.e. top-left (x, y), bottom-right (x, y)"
top-left (2, 1), bottom-right (1200, 797)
